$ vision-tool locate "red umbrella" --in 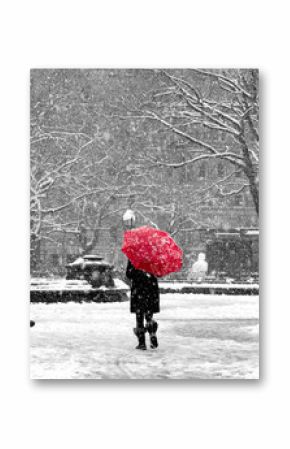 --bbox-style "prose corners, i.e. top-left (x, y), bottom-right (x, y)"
top-left (122, 226), bottom-right (183, 277)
